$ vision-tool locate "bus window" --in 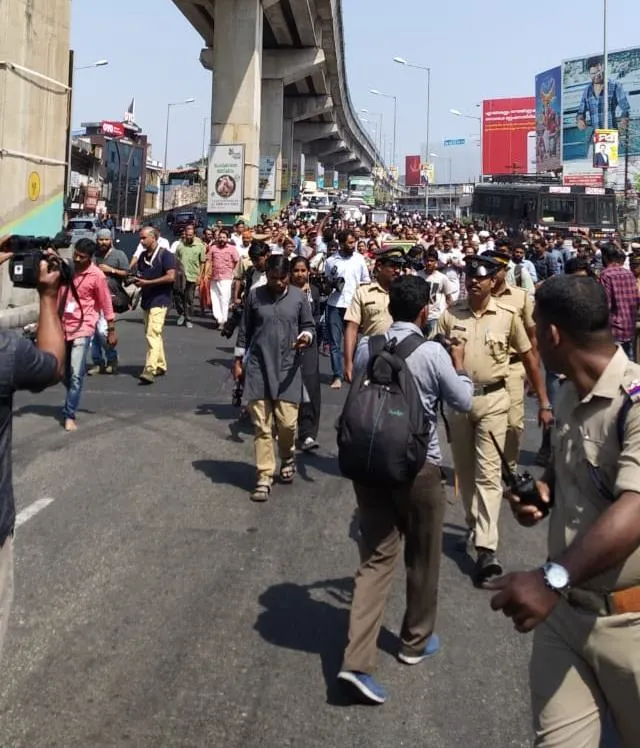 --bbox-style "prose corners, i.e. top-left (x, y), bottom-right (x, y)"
top-left (578, 197), bottom-right (598, 226)
top-left (598, 198), bottom-right (615, 225)
top-left (541, 197), bottom-right (576, 224)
